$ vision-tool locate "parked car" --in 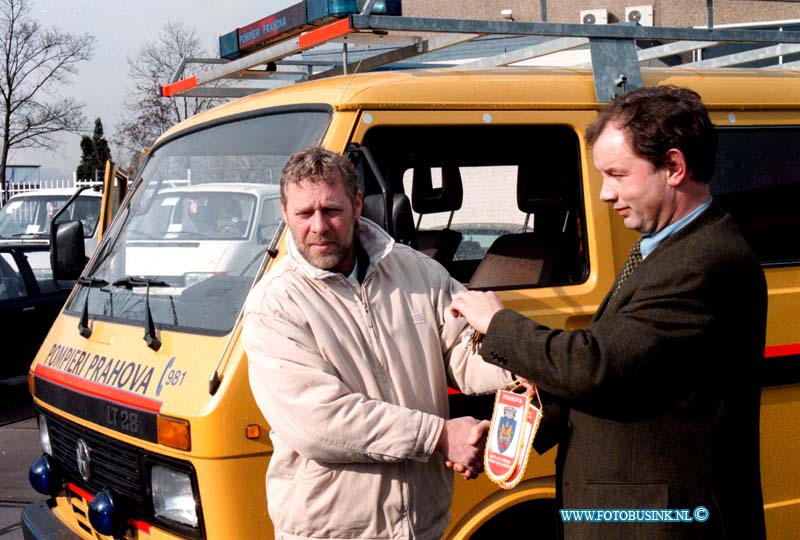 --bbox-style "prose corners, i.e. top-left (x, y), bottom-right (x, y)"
top-left (0, 243), bottom-right (73, 379)
top-left (0, 188), bottom-right (103, 255)
top-left (124, 183), bottom-right (282, 286)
